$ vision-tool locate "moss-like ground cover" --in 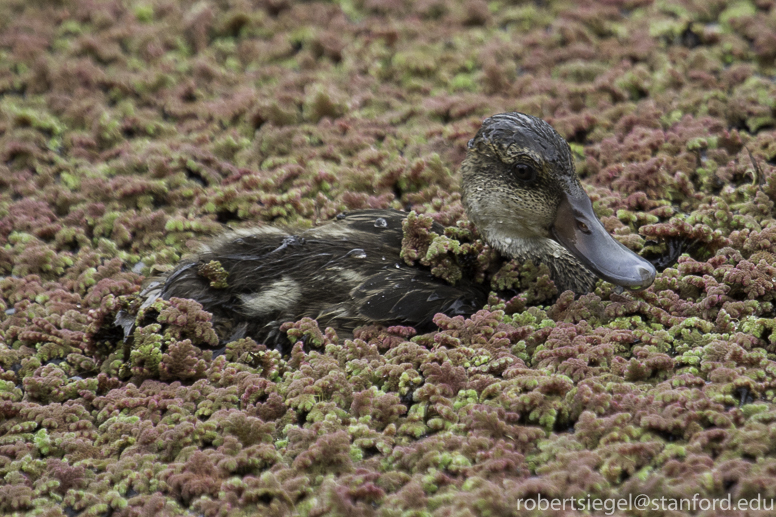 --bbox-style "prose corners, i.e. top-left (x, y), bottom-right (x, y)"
top-left (2, 0), bottom-right (776, 515)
